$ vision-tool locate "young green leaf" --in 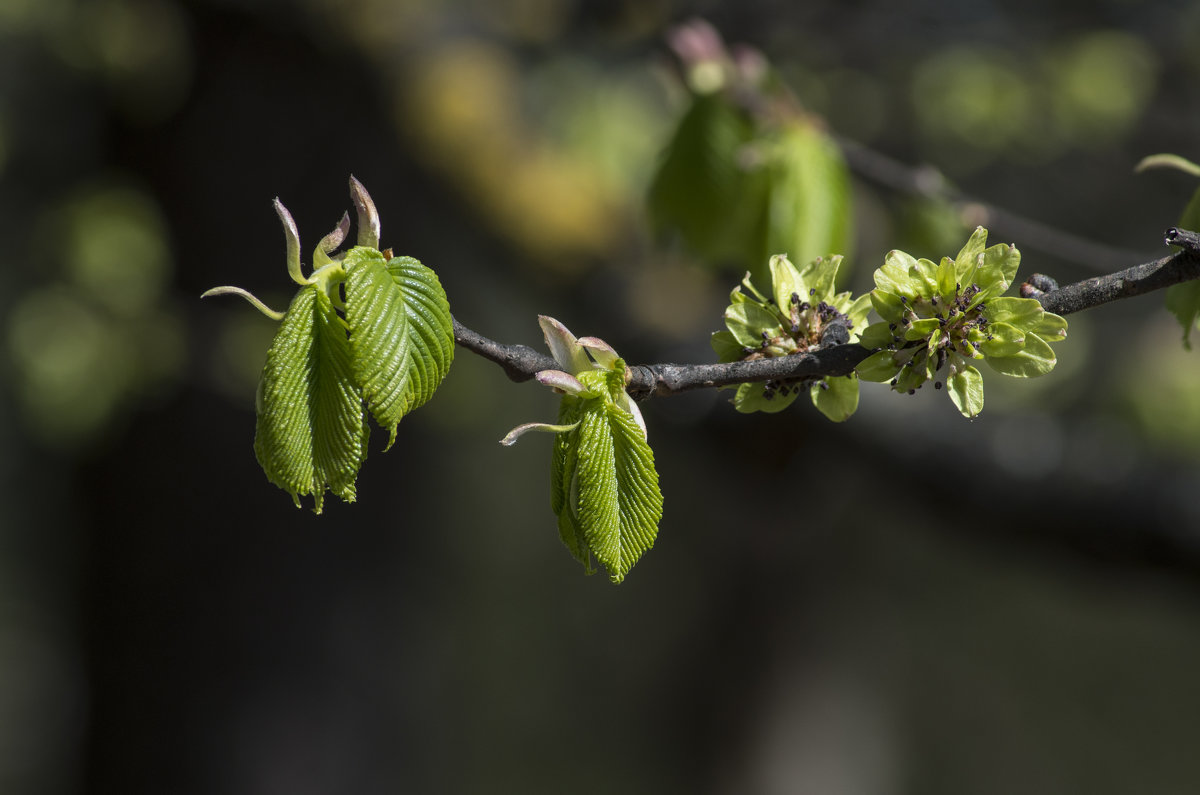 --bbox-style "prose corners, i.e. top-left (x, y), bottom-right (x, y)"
top-left (983, 333), bottom-right (1057, 377)
top-left (725, 301), bottom-right (783, 348)
top-left (344, 248), bottom-right (455, 449)
top-left (573, 403), bottom-right (664, 584)
top-left (733, 382), bottom-right (799, 414)
top-left (254, 285), bottom-right (369, 513)
top-left (811, 375), bottom-right (859, 422)
top-left (710, 330), bottom-right (745, 361)
top-left (551, 397), bottom-right (590, 573)
top-left (856, 349), bottom-right (901, 382)
top-left (947, 365), bottom-right (984, 418)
